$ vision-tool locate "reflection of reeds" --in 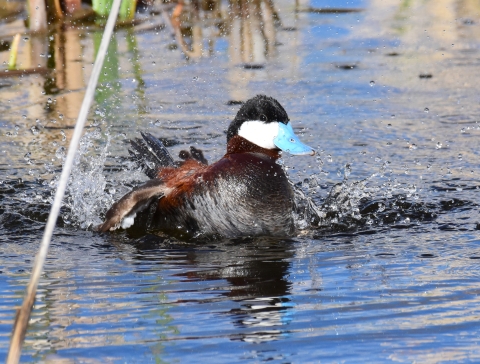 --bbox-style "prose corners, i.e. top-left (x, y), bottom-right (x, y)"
top-left (27, 0), bottom-right (48, 31)
top-left (168, 0), bottom-right (280, 64)
top-left (20, 0), bottom-right (137, 28)
top-left (92, 0), bottom-right (137, 20)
